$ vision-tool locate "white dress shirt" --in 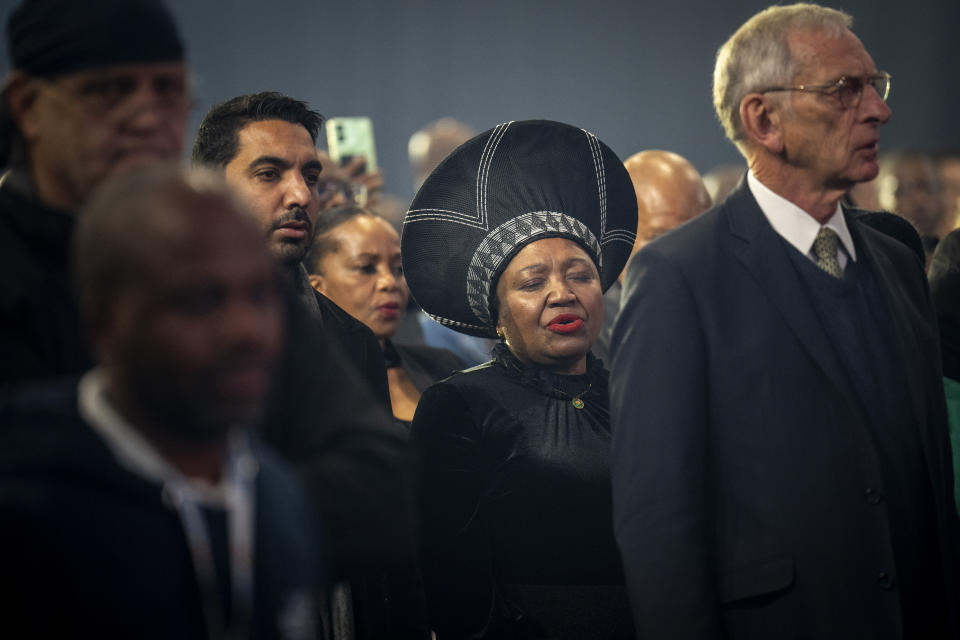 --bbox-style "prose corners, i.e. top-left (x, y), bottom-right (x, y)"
top-left (747, 170), bottom-right (856, 272)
